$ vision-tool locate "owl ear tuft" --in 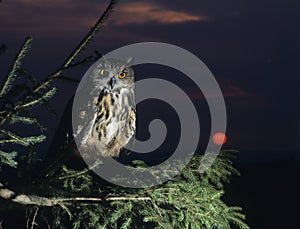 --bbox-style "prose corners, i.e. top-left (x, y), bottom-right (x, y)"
top-left (126, 57), bottom-right (134, 66)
